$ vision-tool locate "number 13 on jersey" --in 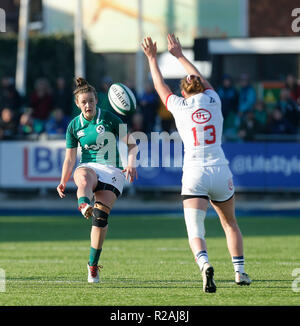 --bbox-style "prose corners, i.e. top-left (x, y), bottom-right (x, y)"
top-left (191, 125), bottom-right (216, 146)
